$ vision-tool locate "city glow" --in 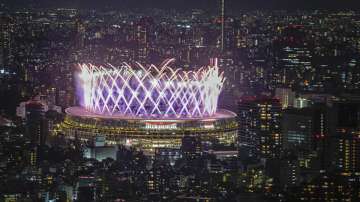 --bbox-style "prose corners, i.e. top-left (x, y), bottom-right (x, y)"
top-left (78, 59), bottom-right (225, 118)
